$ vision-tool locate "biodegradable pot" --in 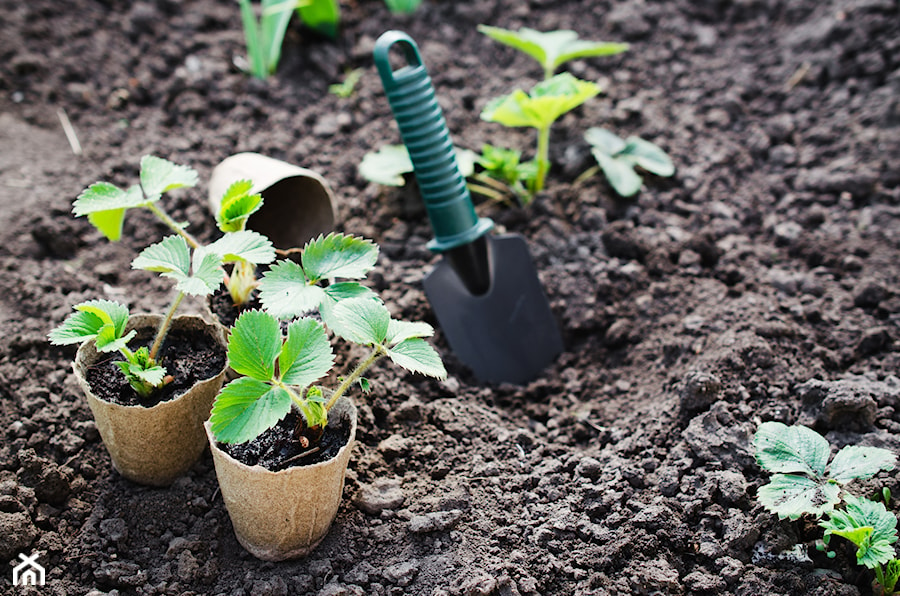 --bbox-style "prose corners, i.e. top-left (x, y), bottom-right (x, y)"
top-left (205, 397), bottom-right (357, 561)
top-left (208, 152), bottom-right (336, 251)
top-left (73, 314), bottom-right (228, 487)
